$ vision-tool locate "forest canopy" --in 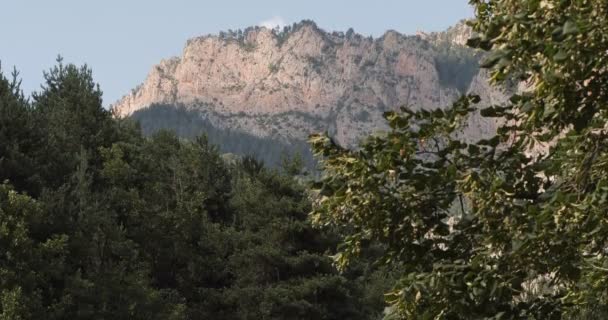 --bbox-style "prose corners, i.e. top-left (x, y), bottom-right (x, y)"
top-left (3, 0), bottom-right (608, 319)
top-left (0, 60), bottom-right (389, 319)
